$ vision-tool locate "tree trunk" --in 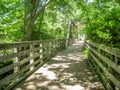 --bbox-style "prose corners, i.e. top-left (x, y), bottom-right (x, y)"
top-left (23, 0), bottom-right (29, 40)
top-left (23, 0), bottom-right (51, 40)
